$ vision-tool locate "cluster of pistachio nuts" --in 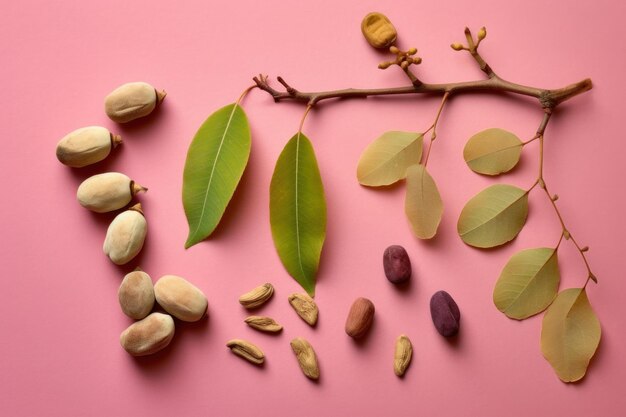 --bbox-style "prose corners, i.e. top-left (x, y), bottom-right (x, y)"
top-left (226, 283), bottom-right (321, 380)
top-left (119, 270), bottom-right (208, 356)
